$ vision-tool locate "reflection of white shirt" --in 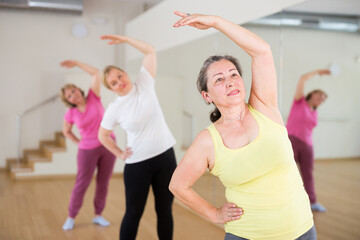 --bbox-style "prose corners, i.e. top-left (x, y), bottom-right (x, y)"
top-left (101, 67), bottom-right (176, 164)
